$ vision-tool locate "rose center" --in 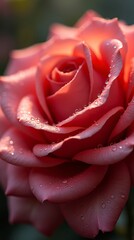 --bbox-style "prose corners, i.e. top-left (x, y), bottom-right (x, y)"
top-left (58, 61), bottom-right (77, 73)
